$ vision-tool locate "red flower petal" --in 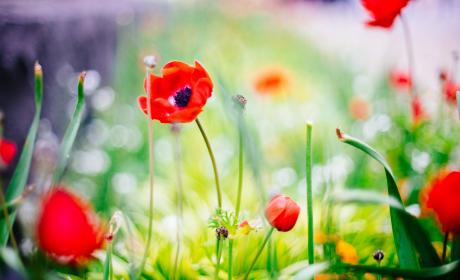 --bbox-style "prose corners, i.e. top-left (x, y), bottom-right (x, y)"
top-left (0, 138), bottom-right (17, 165)
top-left (264, 194), bottom-right (300, 232)
top-left (264, 194), bottom-right (287, 224)
top-left (361, 0), bottom-right (411, 28)
top-left (37, 188), bottom-right (103, 264)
